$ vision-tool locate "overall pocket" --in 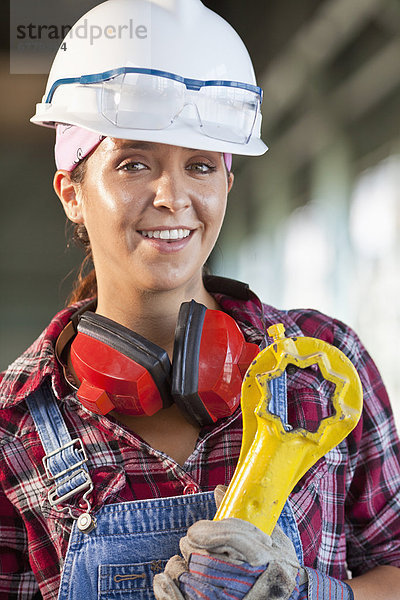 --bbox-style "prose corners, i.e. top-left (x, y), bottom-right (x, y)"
top-left (99, 560), bottom-right (168, 599)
